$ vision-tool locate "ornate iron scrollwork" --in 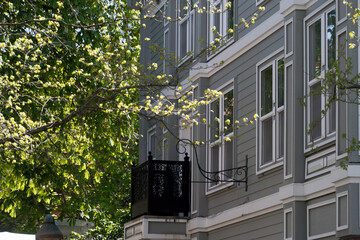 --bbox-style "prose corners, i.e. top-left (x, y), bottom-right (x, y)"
top-left (176, 139), bottom-right (248, 191)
